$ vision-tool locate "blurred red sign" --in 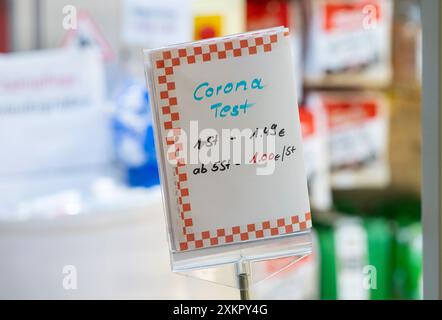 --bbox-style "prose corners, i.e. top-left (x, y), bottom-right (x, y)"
top-left (324, 0), bottom-right (382, 32)
top-left (325, 100), bottom-right (378, 128)
top-left (246, 0), bottom-right (290, 31)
